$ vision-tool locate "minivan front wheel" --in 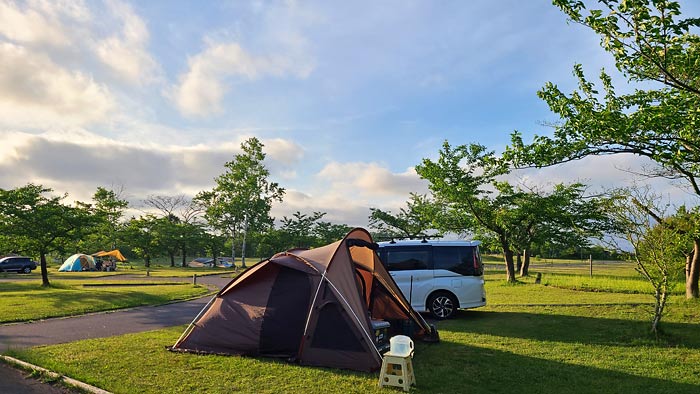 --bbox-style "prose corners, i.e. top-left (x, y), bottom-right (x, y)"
top-left (428, 292), bottom-right (458, 320)
top-left (22, 266), bottom-right (32, 274)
